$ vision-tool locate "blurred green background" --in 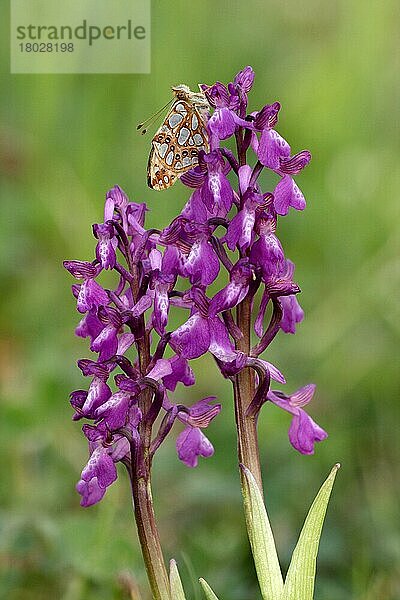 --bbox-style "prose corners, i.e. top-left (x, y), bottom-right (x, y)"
top-left (1, 1), bottom-right (399, 598)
